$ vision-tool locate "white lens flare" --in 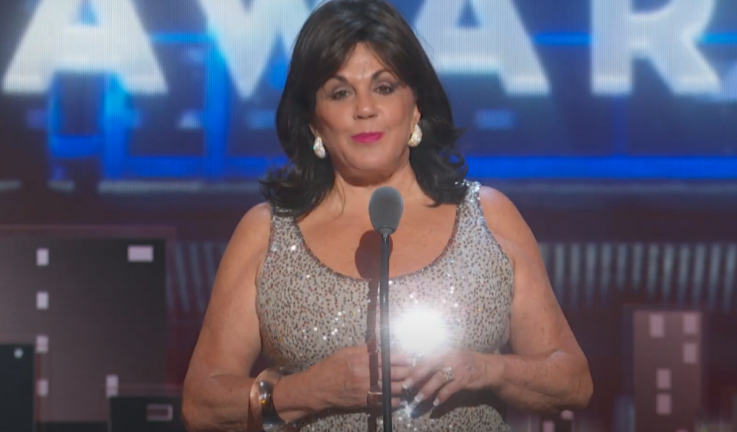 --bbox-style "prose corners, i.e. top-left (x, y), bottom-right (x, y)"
top-left (393, 309), bottom-right (449, 357)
